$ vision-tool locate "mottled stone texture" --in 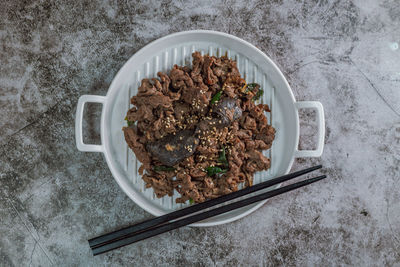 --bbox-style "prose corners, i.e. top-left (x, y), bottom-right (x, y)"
top-left (1, 0), bottom-right (399, 266)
